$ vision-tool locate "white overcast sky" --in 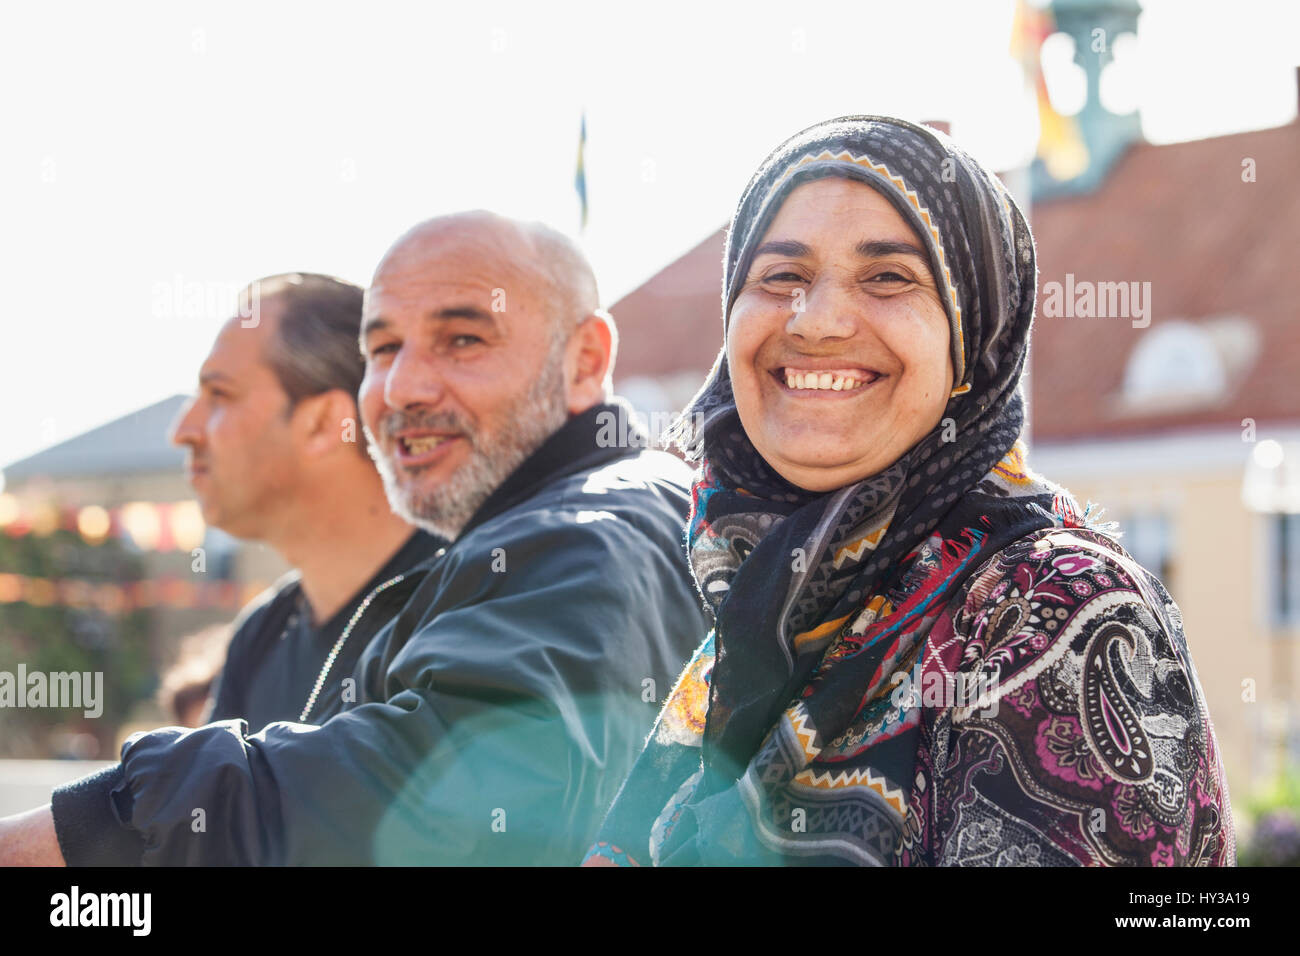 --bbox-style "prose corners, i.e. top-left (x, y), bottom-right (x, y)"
top-left (1, 0), bottom-right (1297, 474)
